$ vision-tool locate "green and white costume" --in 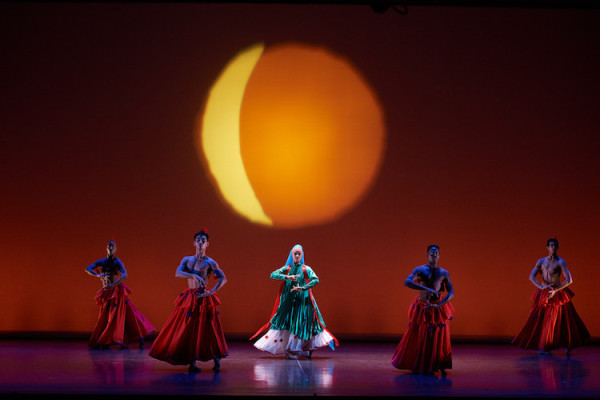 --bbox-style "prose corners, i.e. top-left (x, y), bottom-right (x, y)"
top-left (252, 245), bottom-right (338, 356)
